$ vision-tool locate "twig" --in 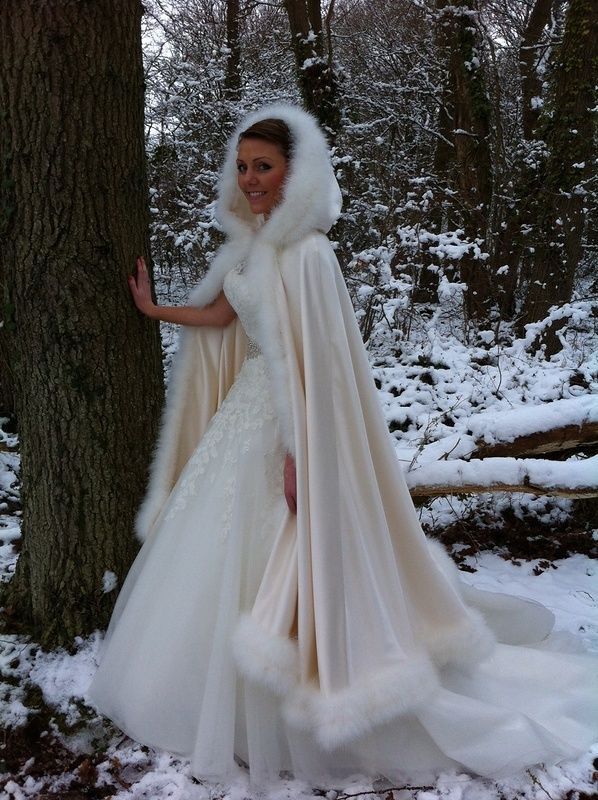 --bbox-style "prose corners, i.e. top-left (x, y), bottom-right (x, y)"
top-left (336, 786), bottom-right (435, 799)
